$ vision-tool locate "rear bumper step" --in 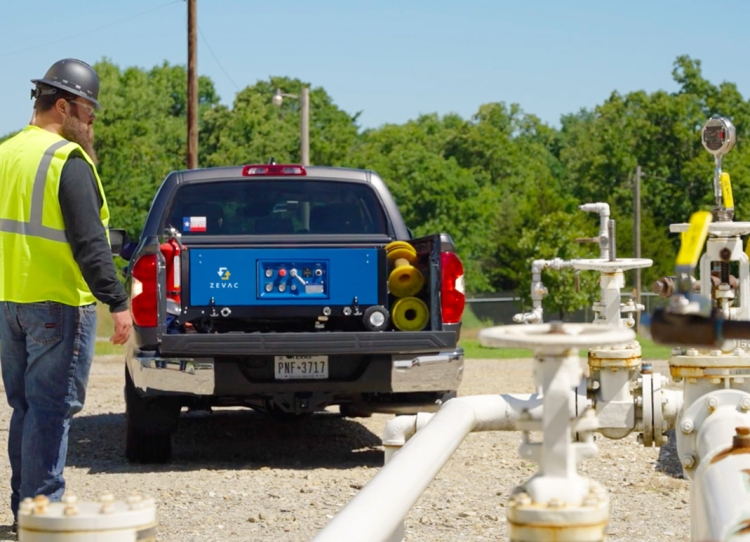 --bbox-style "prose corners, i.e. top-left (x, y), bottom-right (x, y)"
top-left (127, 348), bottom-right (464, 397)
